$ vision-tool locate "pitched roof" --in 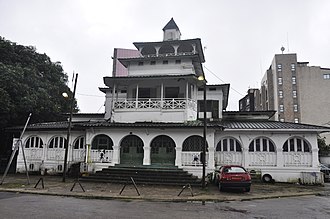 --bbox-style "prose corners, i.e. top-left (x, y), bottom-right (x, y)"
top-left (162, 18), bottom-right (180, 31)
